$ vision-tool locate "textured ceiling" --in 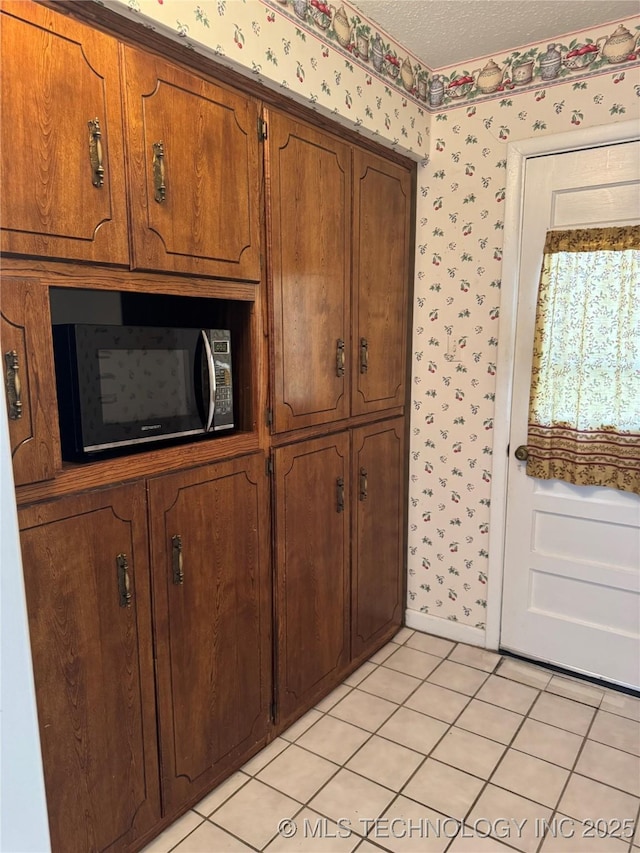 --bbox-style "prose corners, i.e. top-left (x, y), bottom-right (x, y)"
top-left (351, 1), bottom-right (640, 69)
